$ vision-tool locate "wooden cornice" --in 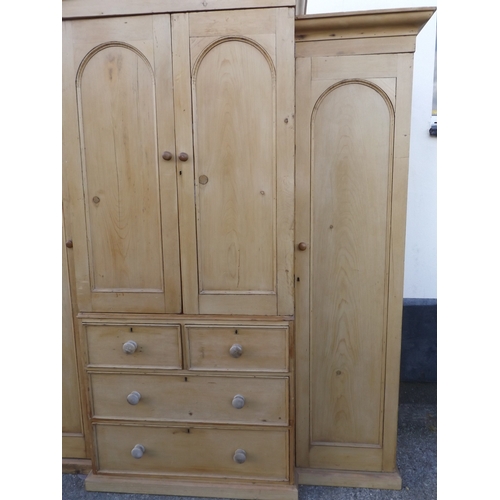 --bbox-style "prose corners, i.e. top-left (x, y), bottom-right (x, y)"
top-left (62, 0), bottom-right (297, 19)
top-left (295, 7), bottom-right (436, 42)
